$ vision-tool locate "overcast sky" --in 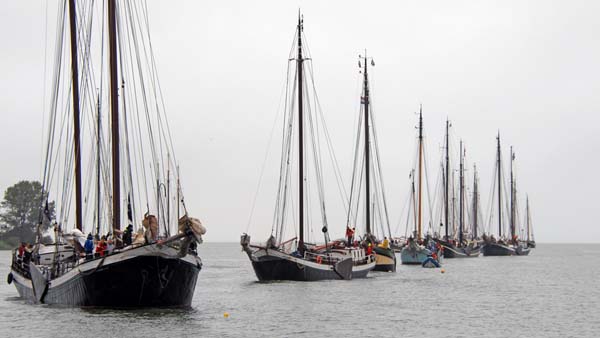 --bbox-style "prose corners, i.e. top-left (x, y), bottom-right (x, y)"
top-left (1, 0), bottom-right (599, 243)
